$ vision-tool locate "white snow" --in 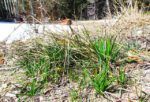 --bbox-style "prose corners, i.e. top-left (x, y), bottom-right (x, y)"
top-left (0, 19), bottom-right (117, 43)
top-left (0, 22), bottom-right (80, 43)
